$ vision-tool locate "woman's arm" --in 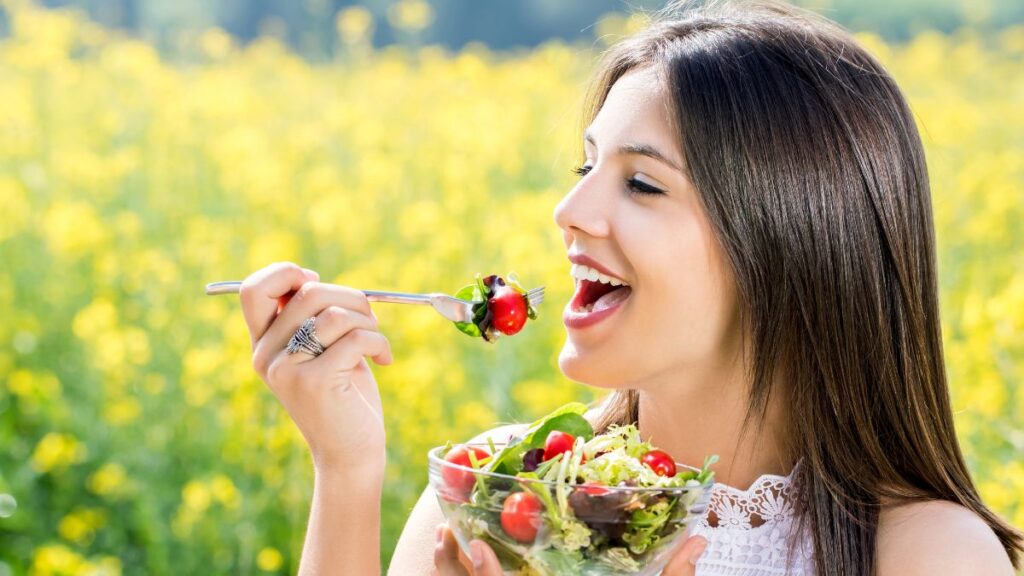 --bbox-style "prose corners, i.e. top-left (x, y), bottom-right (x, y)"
top-left (237, 263), bottom-right (394, 576)
top-left (300, 466), bottom-right (384, 576)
